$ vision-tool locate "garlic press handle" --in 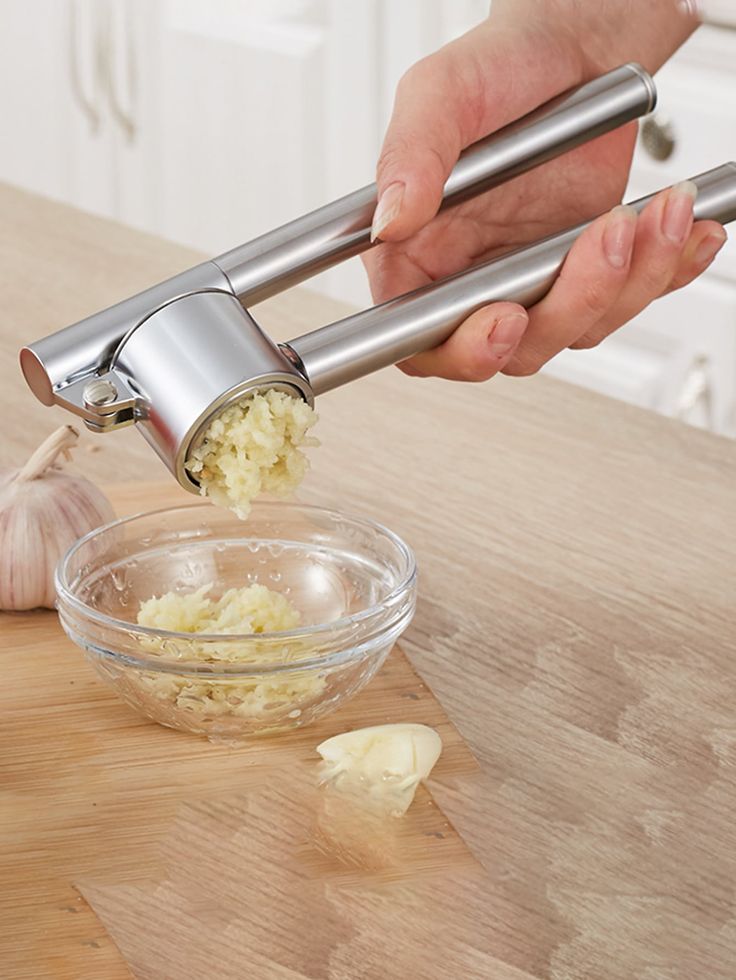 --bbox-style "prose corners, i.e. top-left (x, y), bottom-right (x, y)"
top-left (215, 64), bottom-right (655, 304)
top-left (21, 63), bottom-right (654, 409)
top-left (287, 164), bottom-right (736, 394)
